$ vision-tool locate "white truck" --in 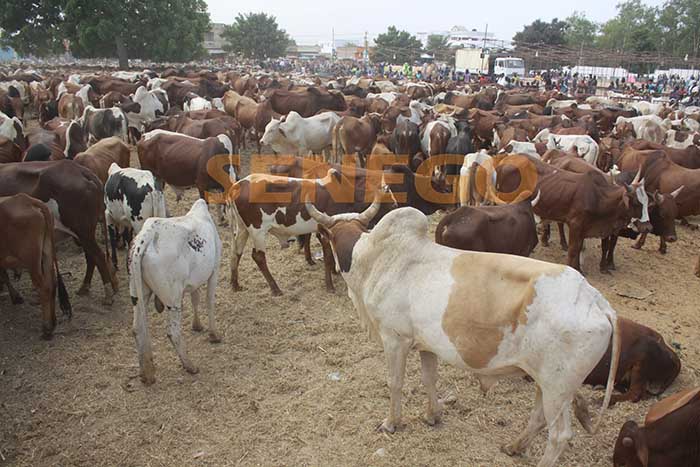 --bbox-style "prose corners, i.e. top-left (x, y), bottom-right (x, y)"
top-left (455, 48), bottom-right (489, 74)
